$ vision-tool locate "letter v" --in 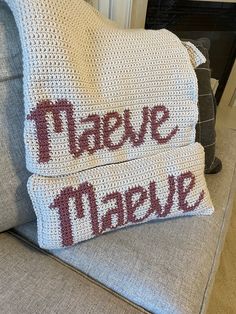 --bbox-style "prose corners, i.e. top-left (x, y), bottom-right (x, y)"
top-left (149, 175), bottom-right (175, 218)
